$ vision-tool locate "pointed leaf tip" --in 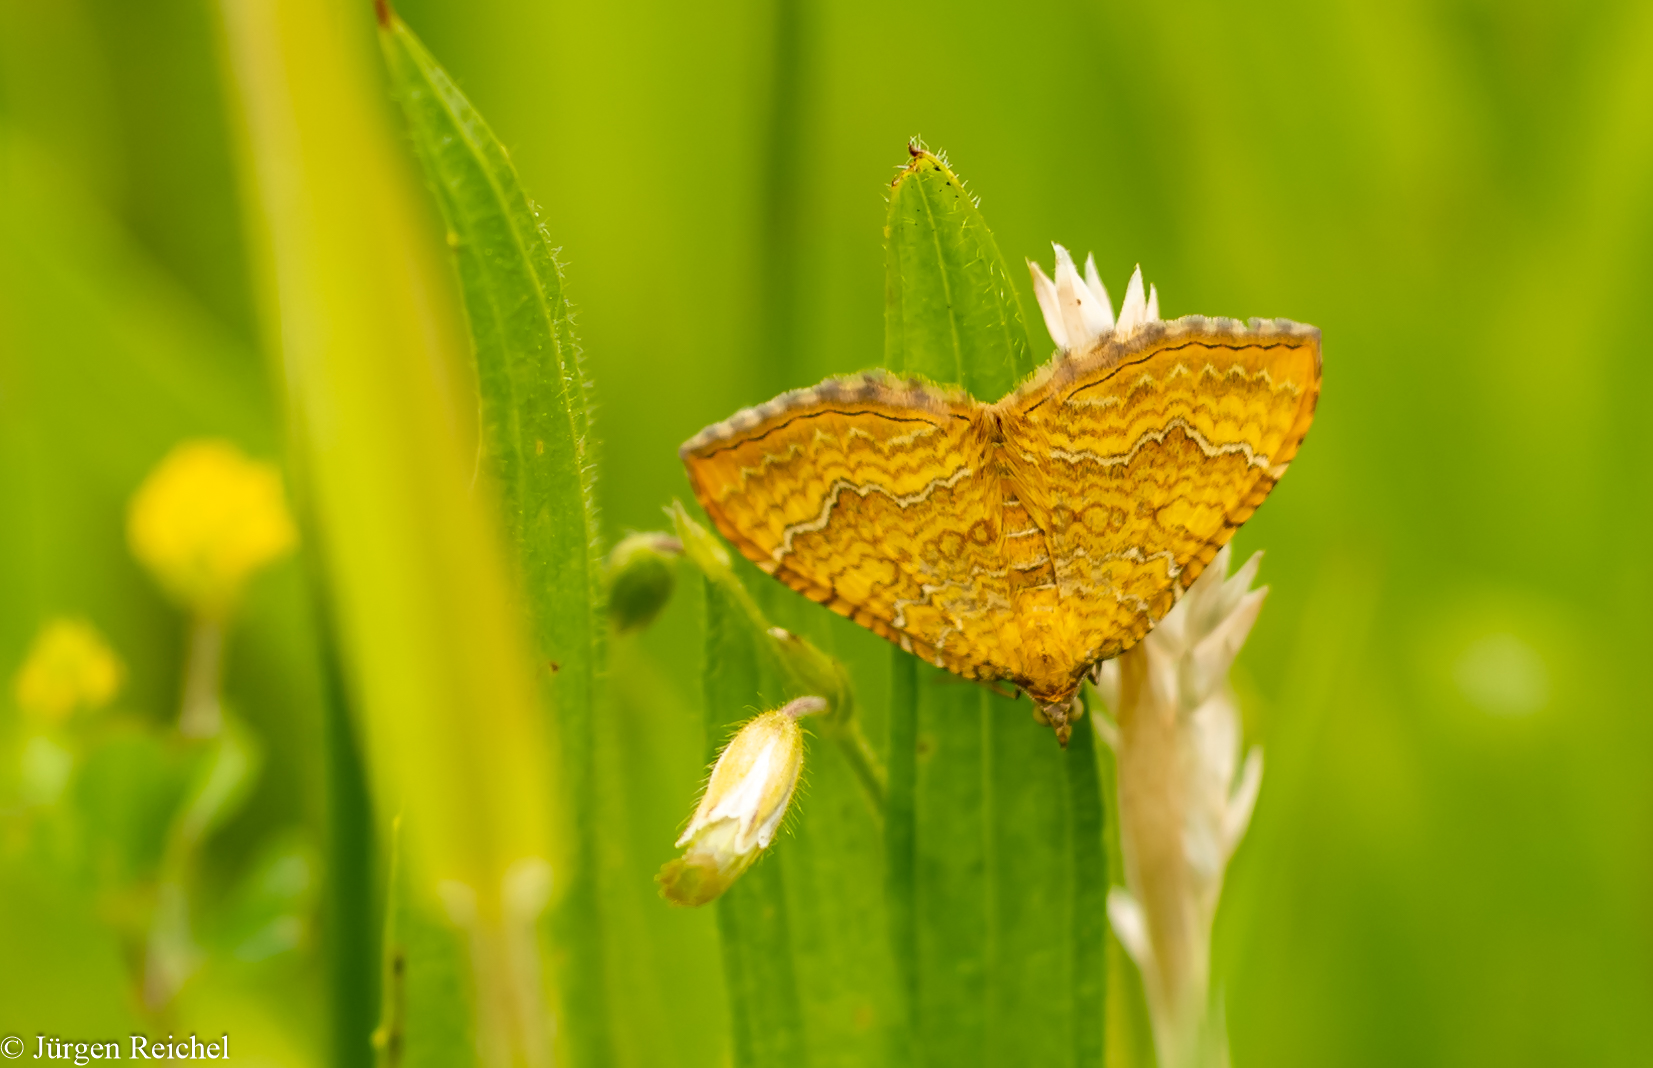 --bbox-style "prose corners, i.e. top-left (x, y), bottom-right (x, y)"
top-left (884, 148), bottom-right (1033, 394)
